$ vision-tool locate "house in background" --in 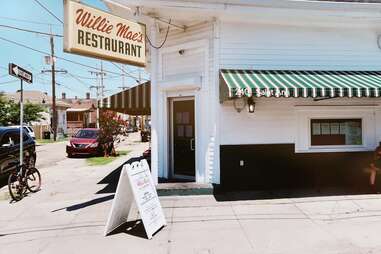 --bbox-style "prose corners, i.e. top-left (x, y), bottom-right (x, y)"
top-left (62, 93), bottom-right (97, 135)
top-left (5, 90), bottom-right (71, 138)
